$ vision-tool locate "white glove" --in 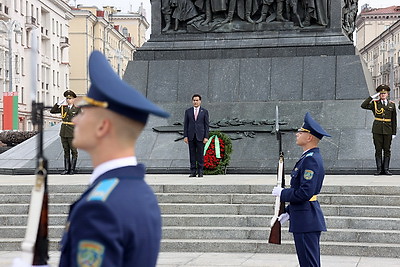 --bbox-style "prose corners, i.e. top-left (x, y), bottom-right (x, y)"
top-left (272, 186), bottom-right (283, 197)
top-left (393, 135), bottom-right (396, 139)
top-left (12, 258), bottom-right (31, 267)
top-left (278, 212), bottom-right (290, 225)
top-left (371, 92), bottom-right (380, 100)
top-left (57, 98), bottom-right (66, 106)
